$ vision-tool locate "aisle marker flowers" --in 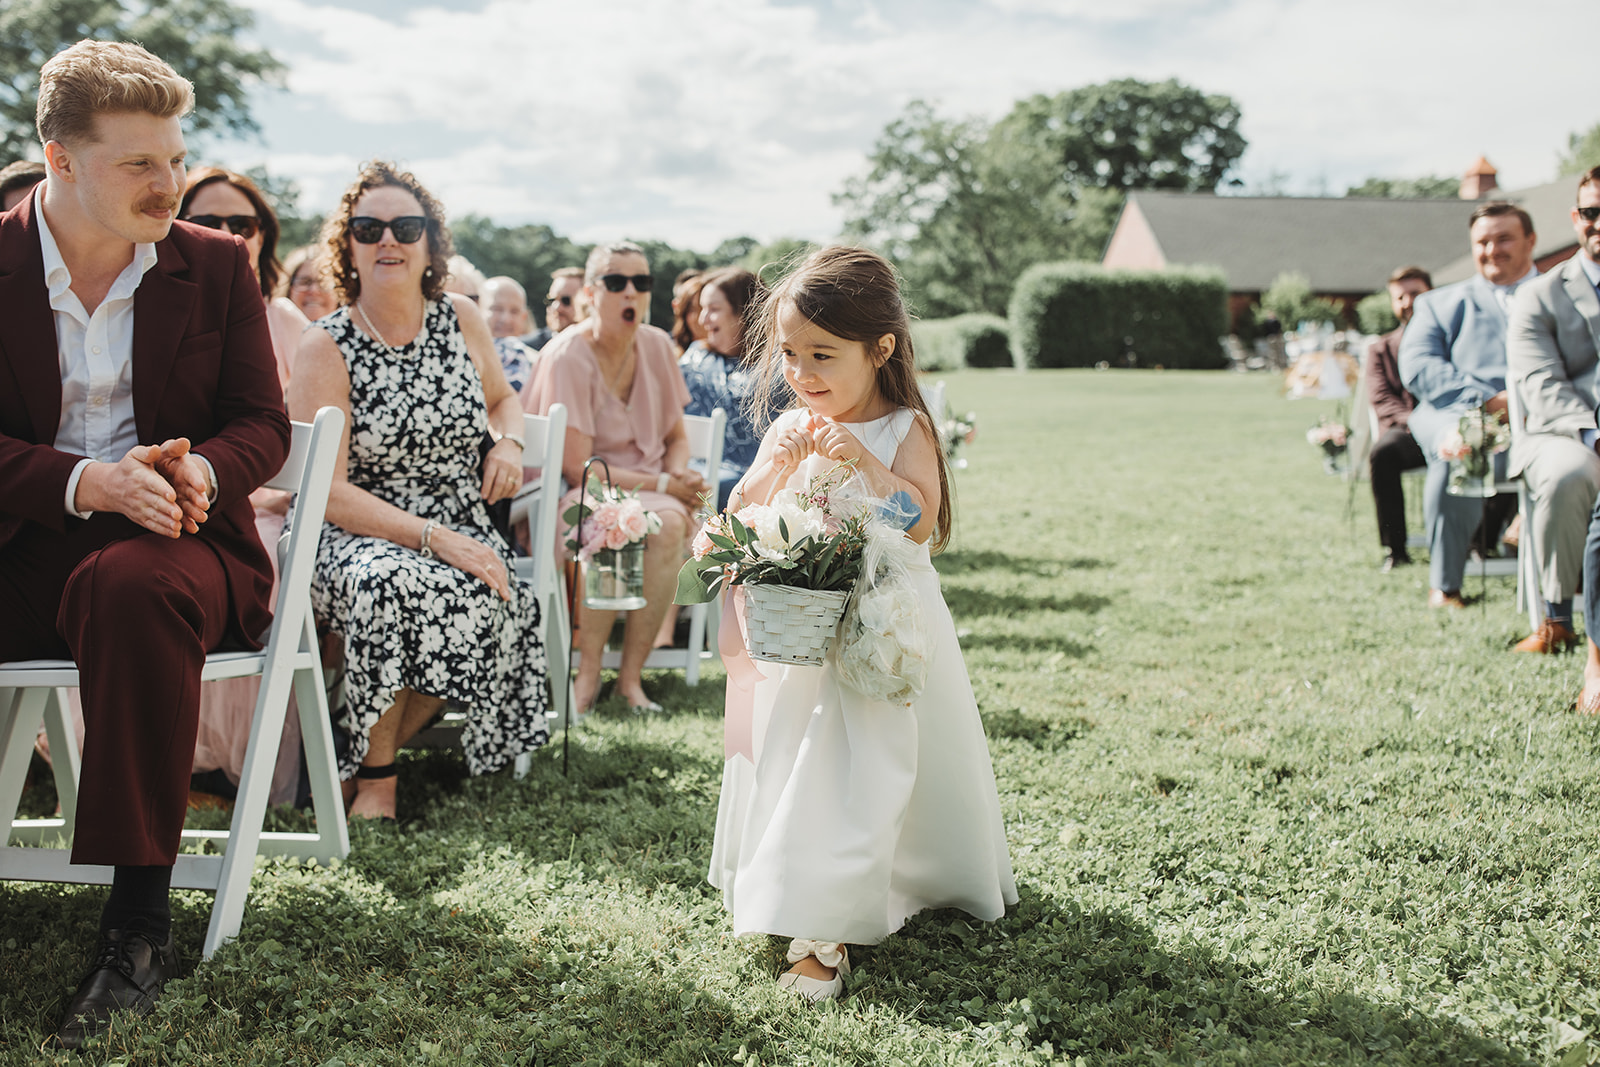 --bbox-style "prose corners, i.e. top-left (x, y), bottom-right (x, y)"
top-left (562, 478), bottom-right (662, 562)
